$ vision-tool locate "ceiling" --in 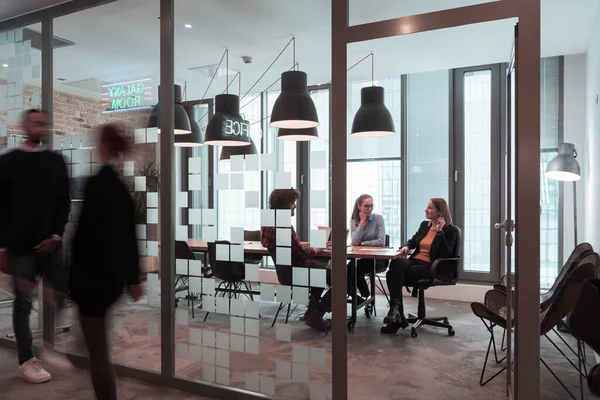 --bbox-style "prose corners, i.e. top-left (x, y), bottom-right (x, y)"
top-left (0, 0), bottom-right (72, 21)
top-left (1, 0), bottom-right (598, 101)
